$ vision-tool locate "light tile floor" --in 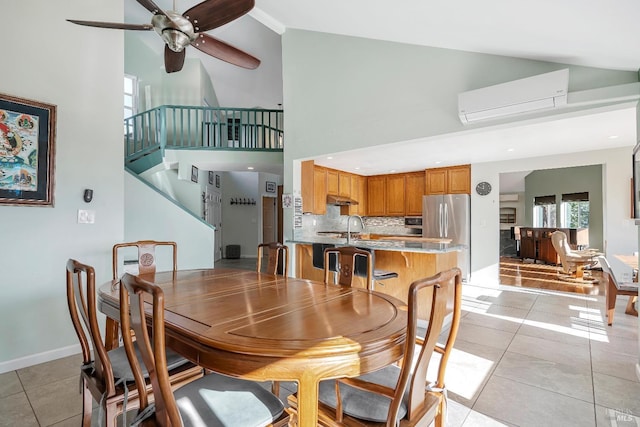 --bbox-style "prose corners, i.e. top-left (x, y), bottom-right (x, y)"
top-left (1, 261), bottom-right (638, 426)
